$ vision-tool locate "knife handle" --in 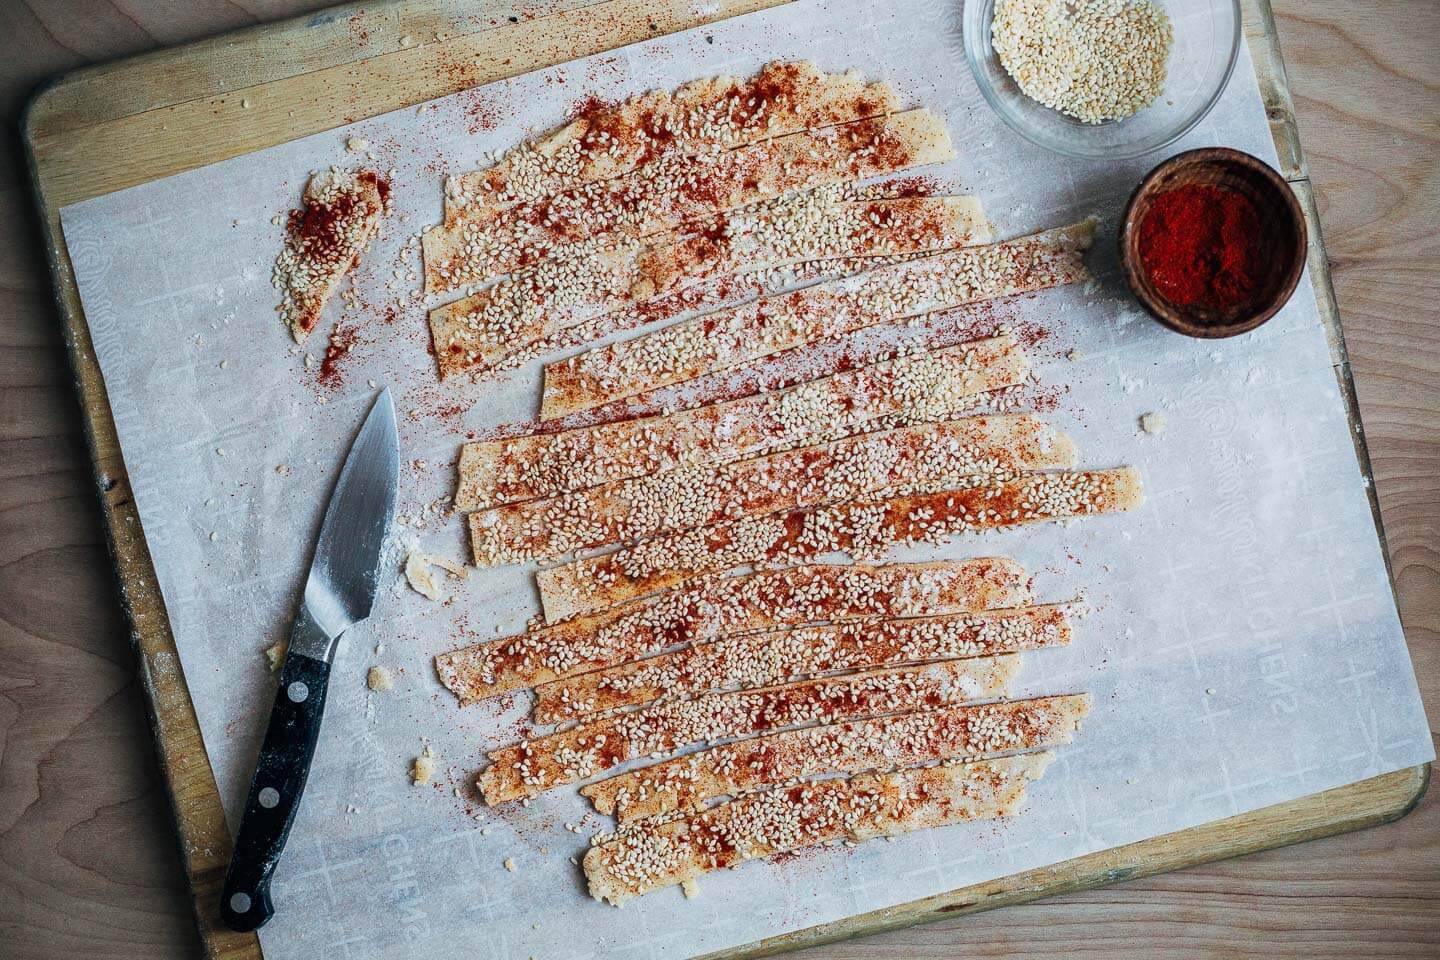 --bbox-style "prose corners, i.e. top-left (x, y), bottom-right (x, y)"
top-left (220, 612), bottom-right (333, 932)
